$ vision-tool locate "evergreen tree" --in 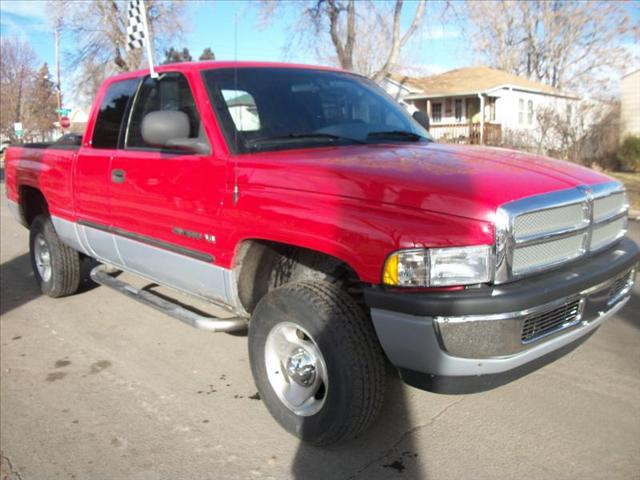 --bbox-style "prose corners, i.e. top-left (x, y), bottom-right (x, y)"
top-left (180, 48), bottom-right (193, 62)
top-left (27, 63), bottom-right (58, 140)
top-left (162, 47), bottom-right (193, 64)
top-left (199, 48), bottom-right (215, 61)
